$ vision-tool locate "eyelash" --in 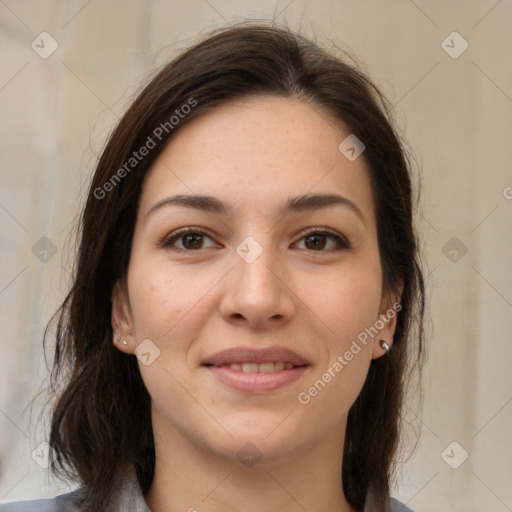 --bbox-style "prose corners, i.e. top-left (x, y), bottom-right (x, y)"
top-left (158, 226), bottom-right (351, 253)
